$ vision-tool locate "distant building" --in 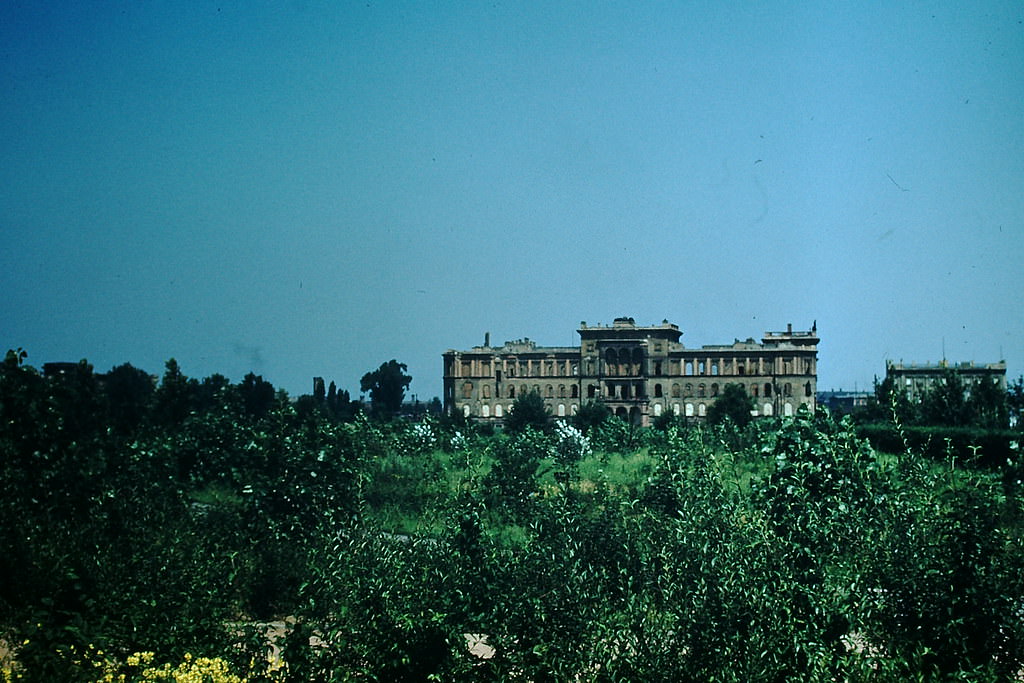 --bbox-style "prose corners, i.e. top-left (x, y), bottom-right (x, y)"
top-left (443, 317), bottom-right (819, 426)
top-left (885, 360), bottom-right (1007, 401)
top-left (817, 390), bottom-right (874, 414)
